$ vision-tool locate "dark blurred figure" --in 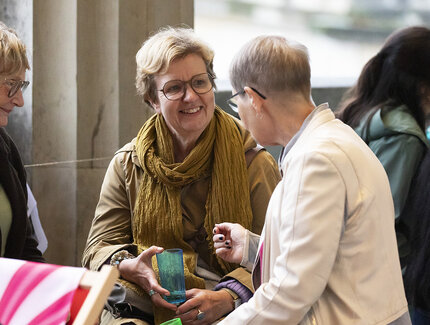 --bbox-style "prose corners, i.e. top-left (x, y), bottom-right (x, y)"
top-left (403, 149), bottom-right (430, 324)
